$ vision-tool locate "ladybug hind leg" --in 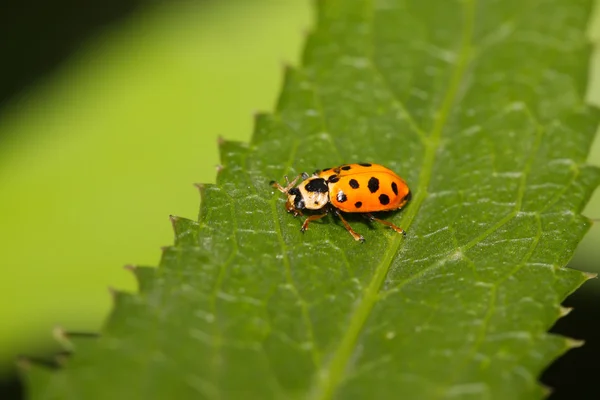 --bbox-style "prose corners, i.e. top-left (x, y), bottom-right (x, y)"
top-left (365, 213), bottom-right (406, 236)
top-left (334, 209), bottom-right (365, 242)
